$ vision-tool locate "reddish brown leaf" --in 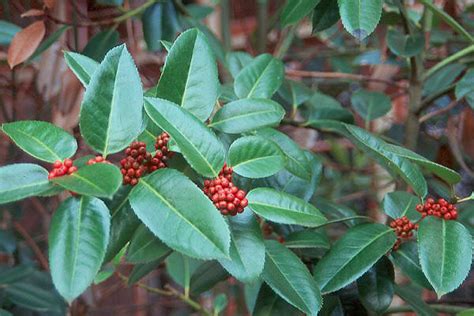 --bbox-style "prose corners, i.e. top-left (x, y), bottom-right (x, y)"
top-left (7, 21), bottom-right (46, 69)
top-left (43, 0), bottom-right (56, 9)
top-left (21, 9), bottom-right (45, 18)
